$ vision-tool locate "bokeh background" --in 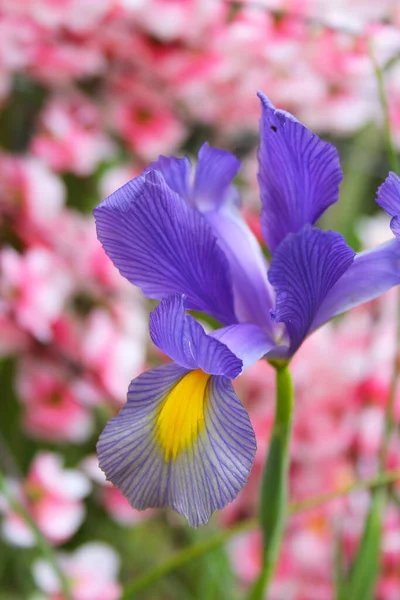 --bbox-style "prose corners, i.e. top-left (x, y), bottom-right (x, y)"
top-left (1, 1), bottom-right (400, 599)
